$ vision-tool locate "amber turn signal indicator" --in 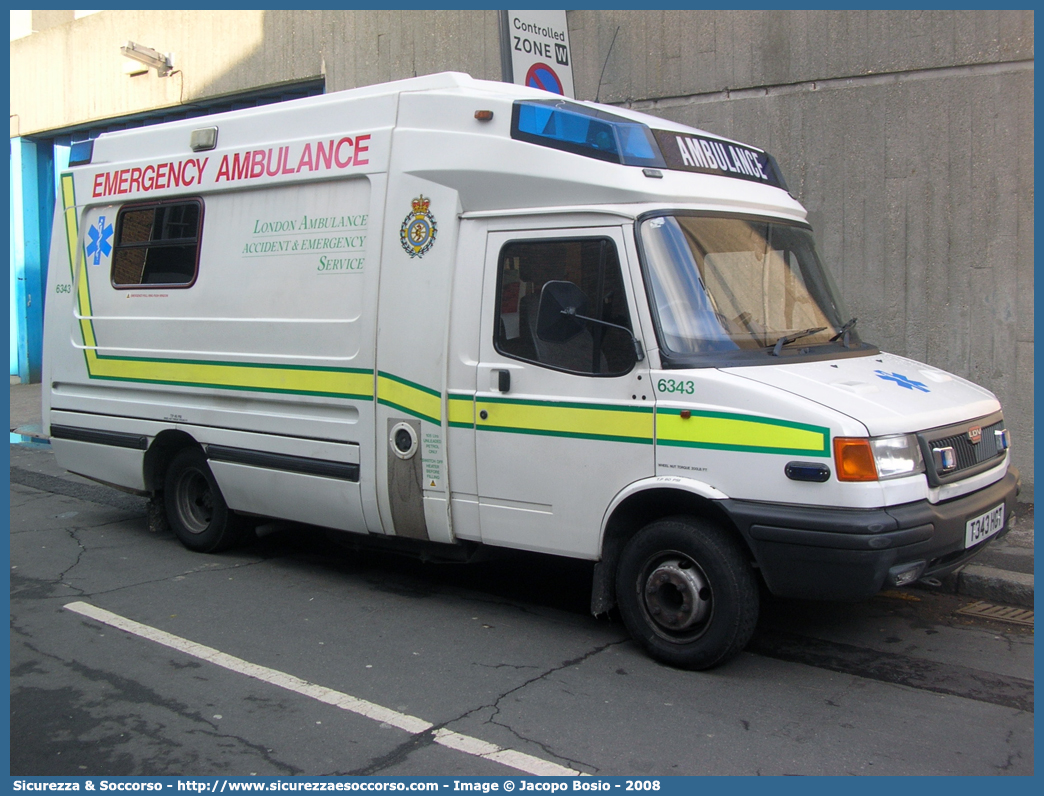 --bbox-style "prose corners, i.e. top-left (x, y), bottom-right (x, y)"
top-left (474, 110), bottom-right (494, 122)
top-left (834, 437), bottom-right (878, 481)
